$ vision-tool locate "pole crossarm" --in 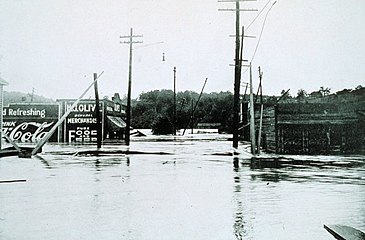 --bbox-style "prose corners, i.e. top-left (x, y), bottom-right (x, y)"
top-left (229, 34), bottom-right (256, 38)
top-left (120, 35), bottom-right (143, 38)
top-left (229, 64), bottom-right (251, 67)
top-left (218, 0), bottom-right (256, 2)
top-left (218, 8), bottom-right (258, 11)
top-left (121, 41), bottom-right (143, 44)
